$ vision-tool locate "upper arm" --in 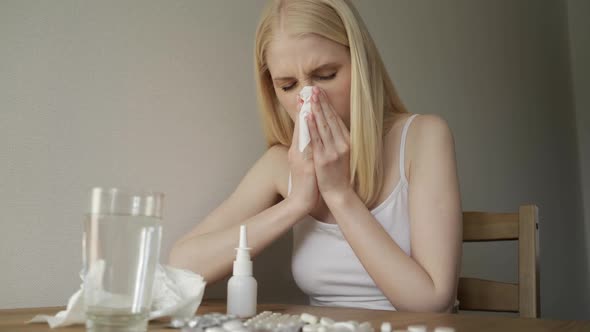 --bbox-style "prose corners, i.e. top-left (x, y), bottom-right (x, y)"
top-left (407, 114), bottom-right (462, 299)
top-left (176, 145), bottom-right (288, 243)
